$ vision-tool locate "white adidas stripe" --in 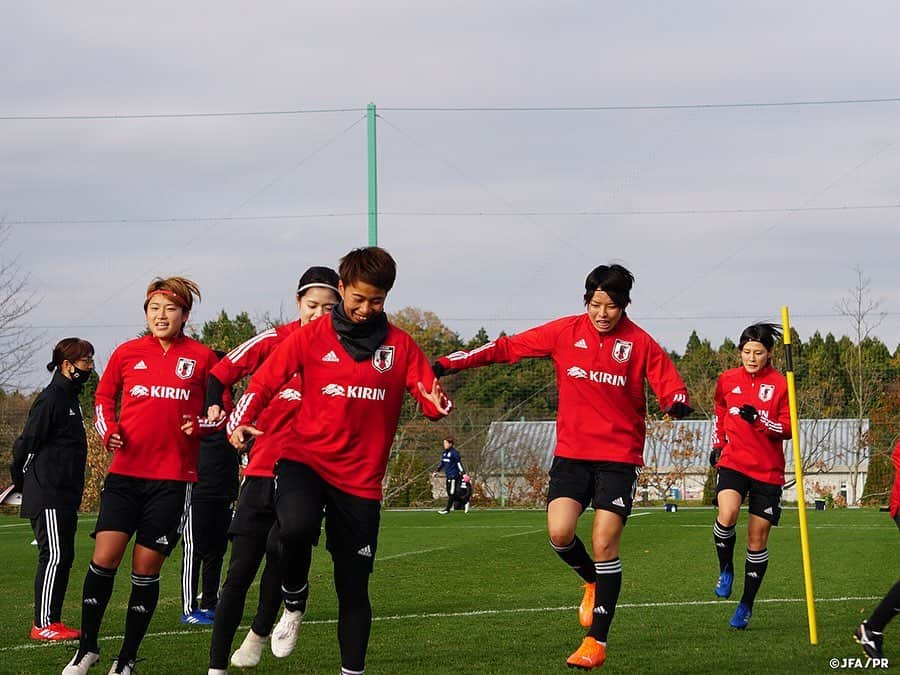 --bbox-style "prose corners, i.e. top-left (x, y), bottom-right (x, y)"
top-left (226, 329), bottom-right (277, 364)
